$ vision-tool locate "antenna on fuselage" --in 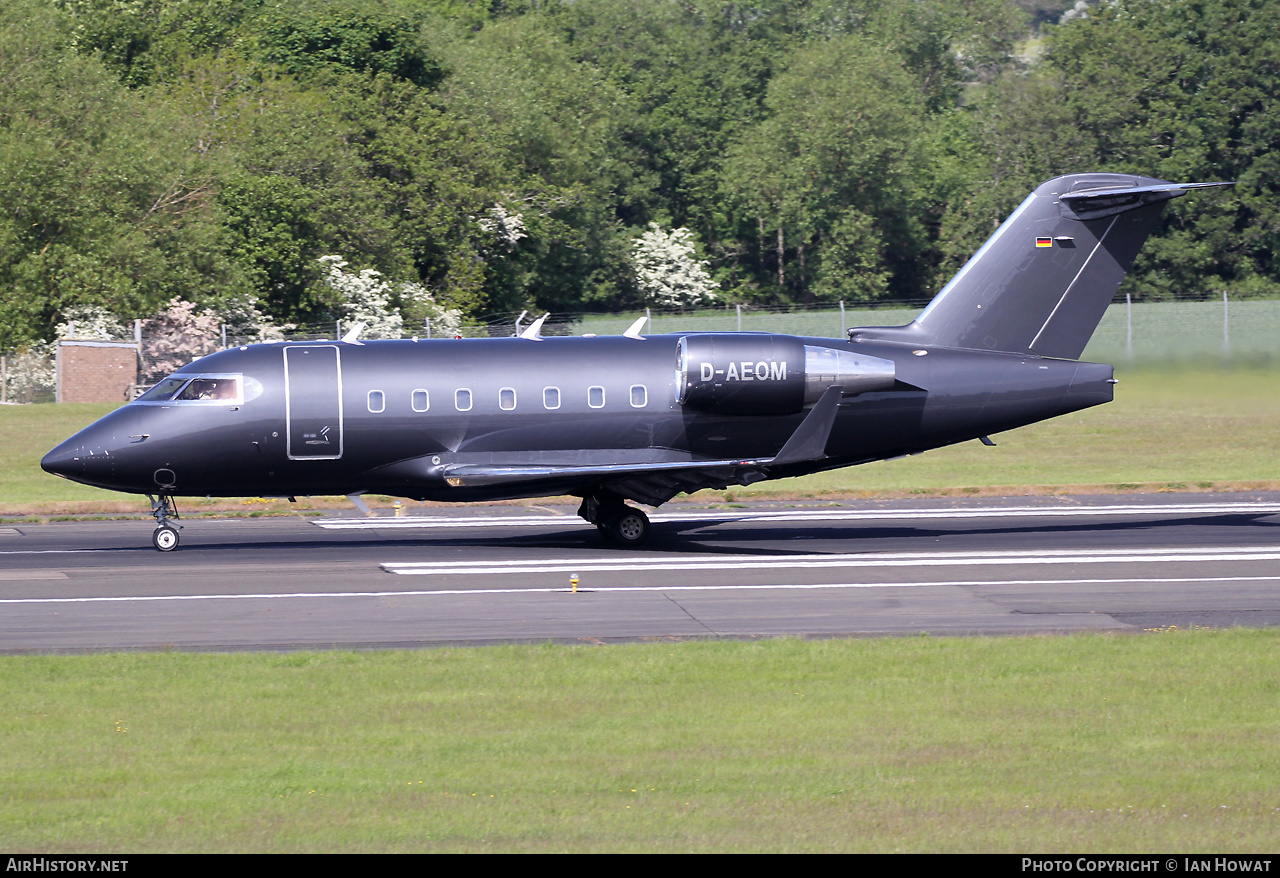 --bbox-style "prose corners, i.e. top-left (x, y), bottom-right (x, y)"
top-left (623, 314), bottom-right (648, 339)
top-left (520, 312), bottom-right (550, 340)
top-left (340, 322), bottom-right (366, 344)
